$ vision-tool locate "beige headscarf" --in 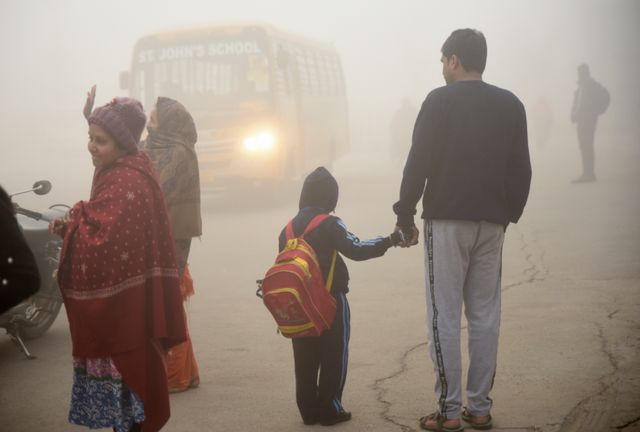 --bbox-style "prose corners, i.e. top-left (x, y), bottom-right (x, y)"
top-left (141, 97), bottom-right (202, 239)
